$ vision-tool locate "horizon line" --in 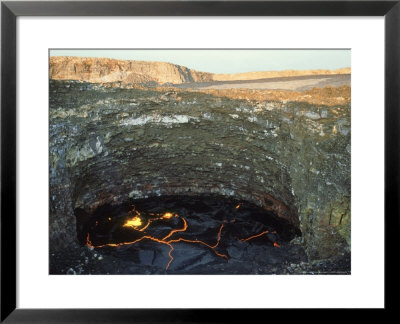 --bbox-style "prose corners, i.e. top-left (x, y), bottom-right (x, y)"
top-left (50, 55), bottom-right (351, 75)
